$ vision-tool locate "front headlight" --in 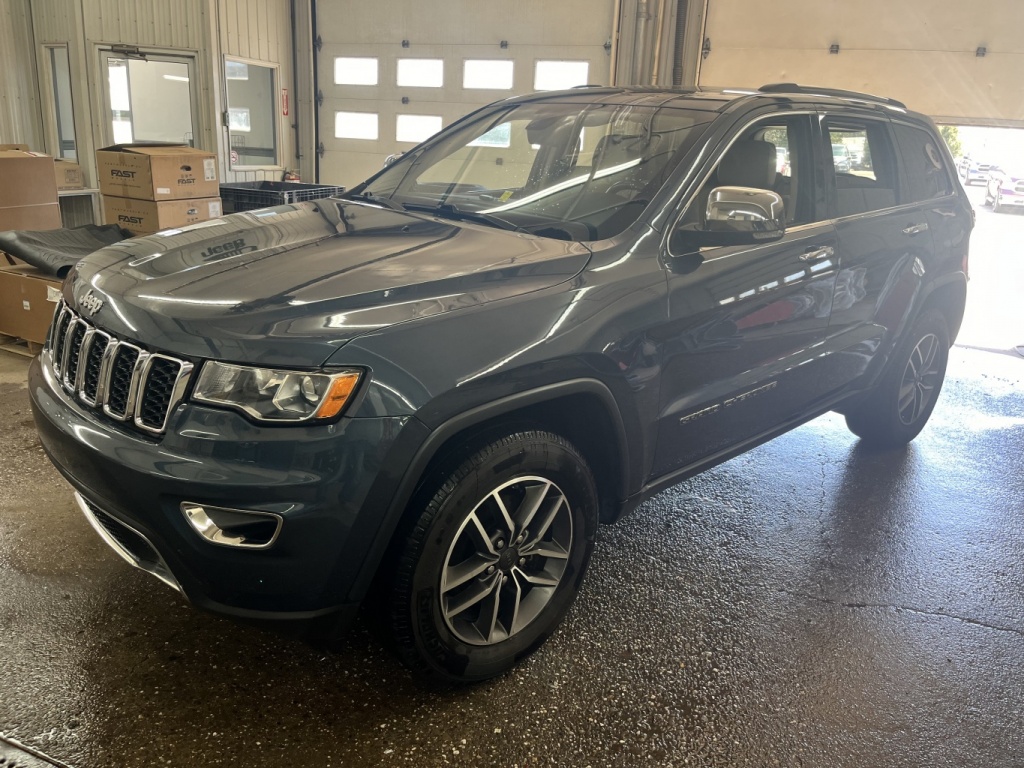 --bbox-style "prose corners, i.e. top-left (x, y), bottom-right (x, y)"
top-left (193, 362), bottom-right (361, 423)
